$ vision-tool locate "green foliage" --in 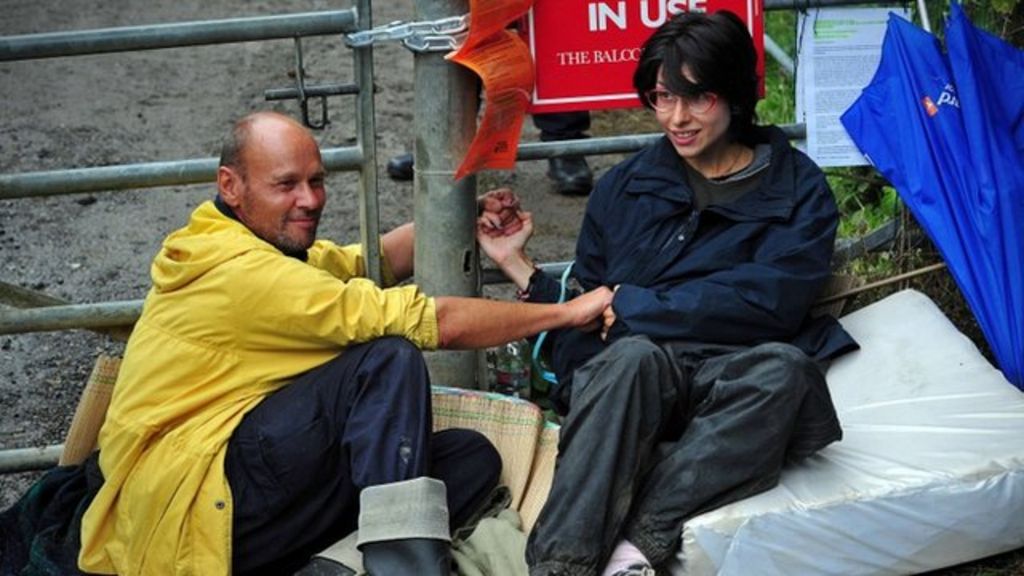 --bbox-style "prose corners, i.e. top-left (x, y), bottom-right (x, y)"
top-left (842, 249), bottom-right (899, 281)
top-left (990, 0), bottom-right (1019, 15)
top-left (926, 0), bottom-right (1024, 45)
top-left (757, 11), bottom-right (797, 126)
top-left (758, 11), bottom-right (899, 242)
top-left (832, 177), bottom-right (899, 238)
